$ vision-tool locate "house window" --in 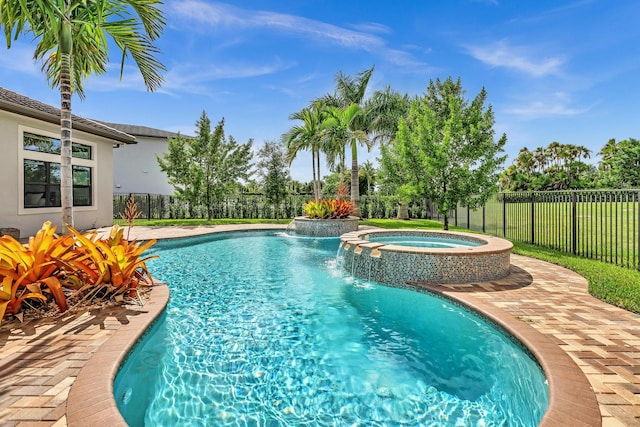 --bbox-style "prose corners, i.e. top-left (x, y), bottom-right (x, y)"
top-left (23, 132), bottom-right (93, 159)
top-left (22, 131), bottom-right (95, 209)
